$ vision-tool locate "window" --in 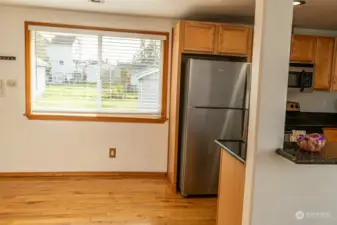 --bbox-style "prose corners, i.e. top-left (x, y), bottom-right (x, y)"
top-left (25, 22), bottom-right (169, 123)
